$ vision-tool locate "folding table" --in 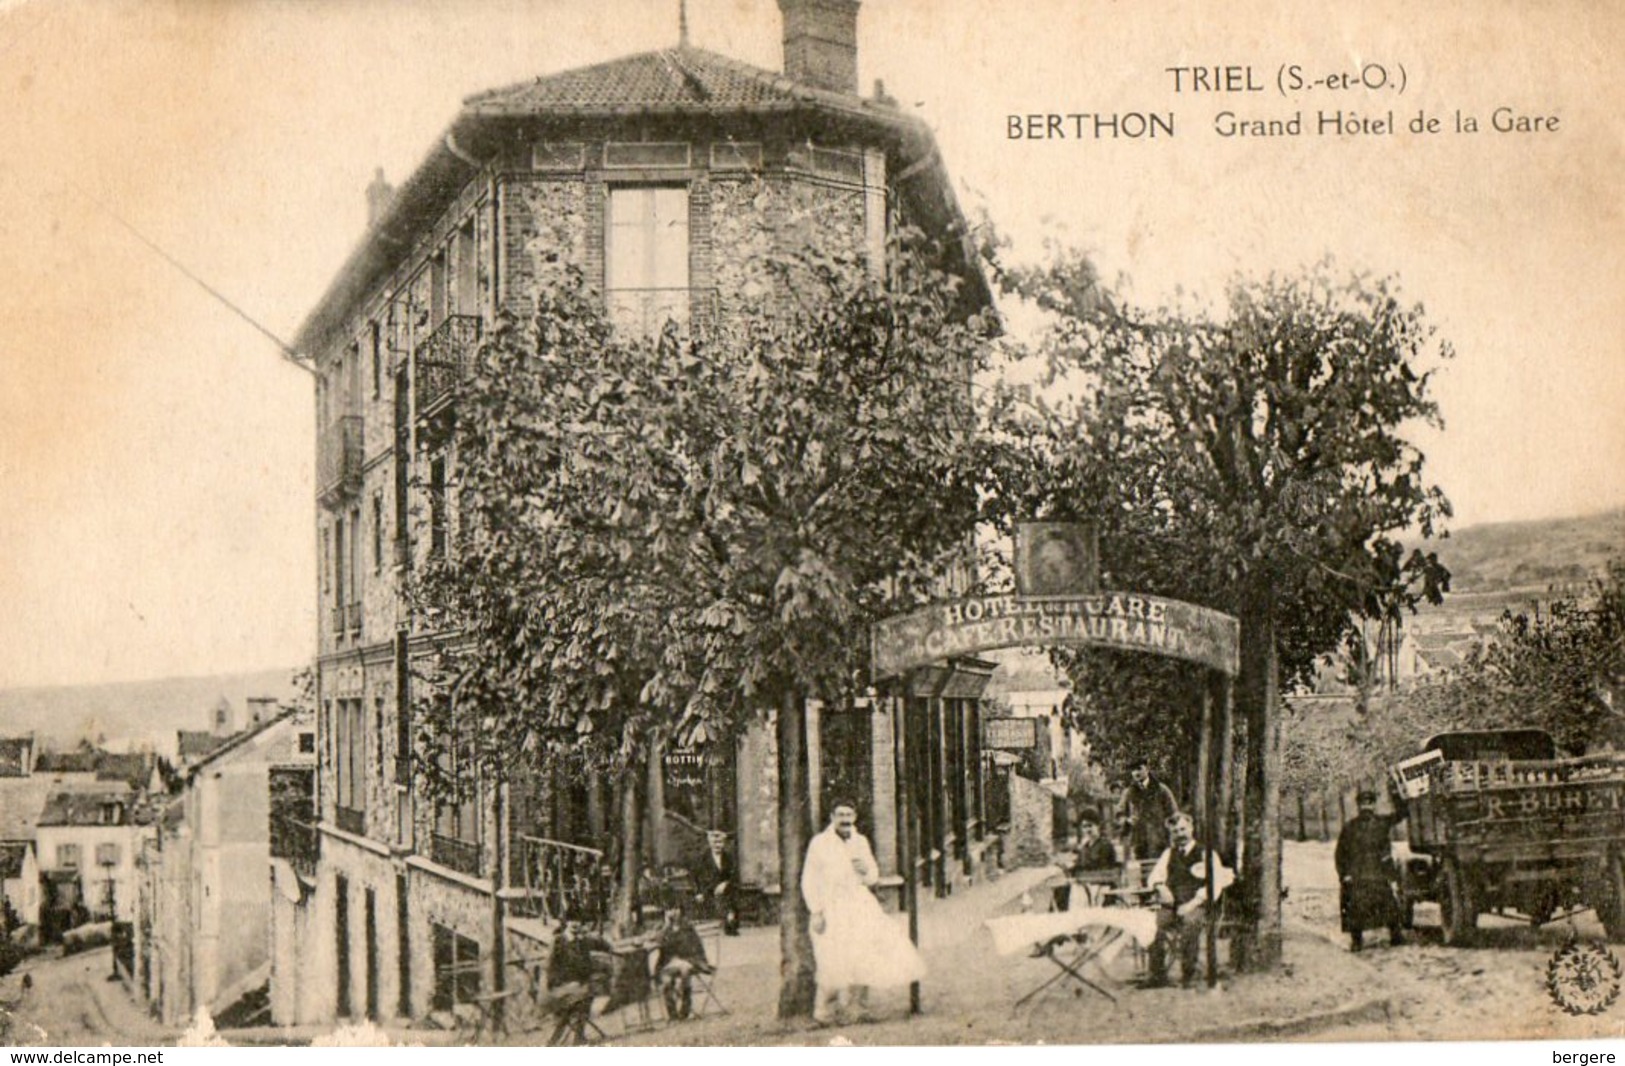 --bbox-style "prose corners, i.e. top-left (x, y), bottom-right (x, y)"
top-left (985, 908), bottom-right (1159, 1008)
